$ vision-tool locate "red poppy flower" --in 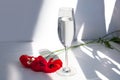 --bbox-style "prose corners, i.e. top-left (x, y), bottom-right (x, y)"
top-left (45, 58), bottom-right (62, 73)
top-left (30, 56), bottom-right (47, 72)
top-left (19, 55), bottom-right (35, 68)
top-left (19, 54), bottom-right (63, 73)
